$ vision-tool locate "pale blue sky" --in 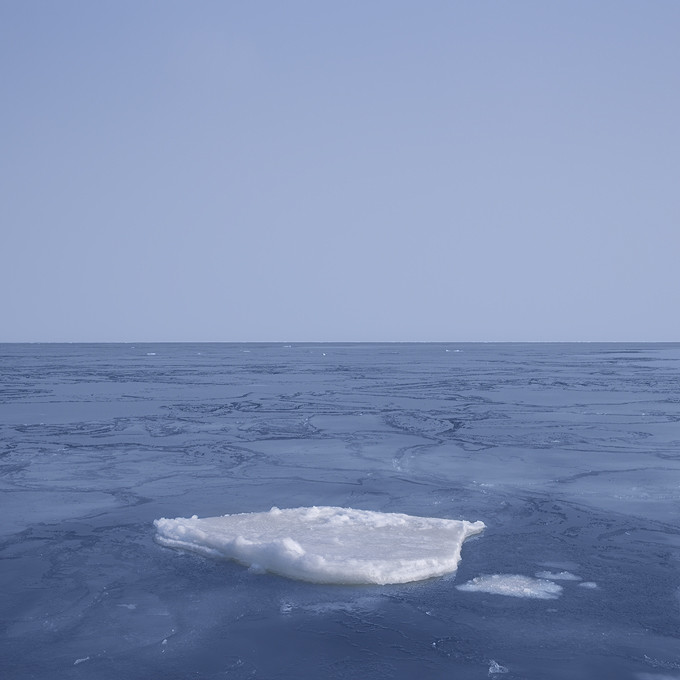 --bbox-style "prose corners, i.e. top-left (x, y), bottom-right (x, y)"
top-left (2, 1), bottom-right (679, 342)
